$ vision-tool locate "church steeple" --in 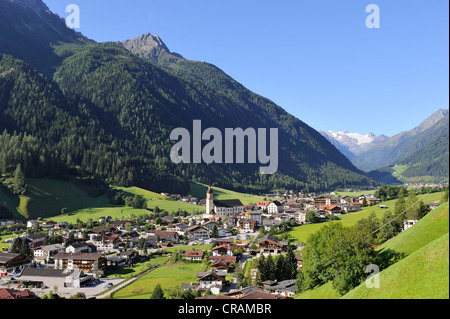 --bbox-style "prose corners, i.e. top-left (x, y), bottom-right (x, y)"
top-left (205, 185), bottom-right (214, 218)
